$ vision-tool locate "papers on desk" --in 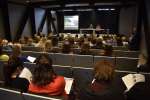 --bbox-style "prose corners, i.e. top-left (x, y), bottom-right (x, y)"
top-left (64, 77), bottom-right (74, 94)
top-left (122, 74), bottom-right (145, 92)
top-left (27, 56), bottom-right (36, 63)
top-left (19, 67), bottom-right (32, 82)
